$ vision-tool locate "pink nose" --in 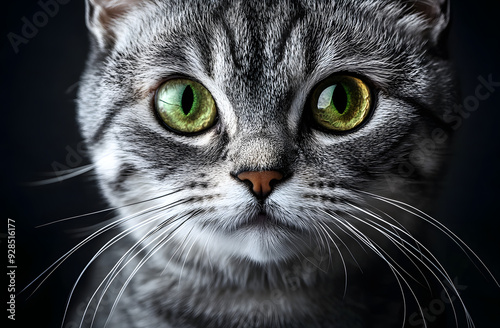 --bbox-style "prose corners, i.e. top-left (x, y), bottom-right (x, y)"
top-left (237, 171), bottom-right (284, 198)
